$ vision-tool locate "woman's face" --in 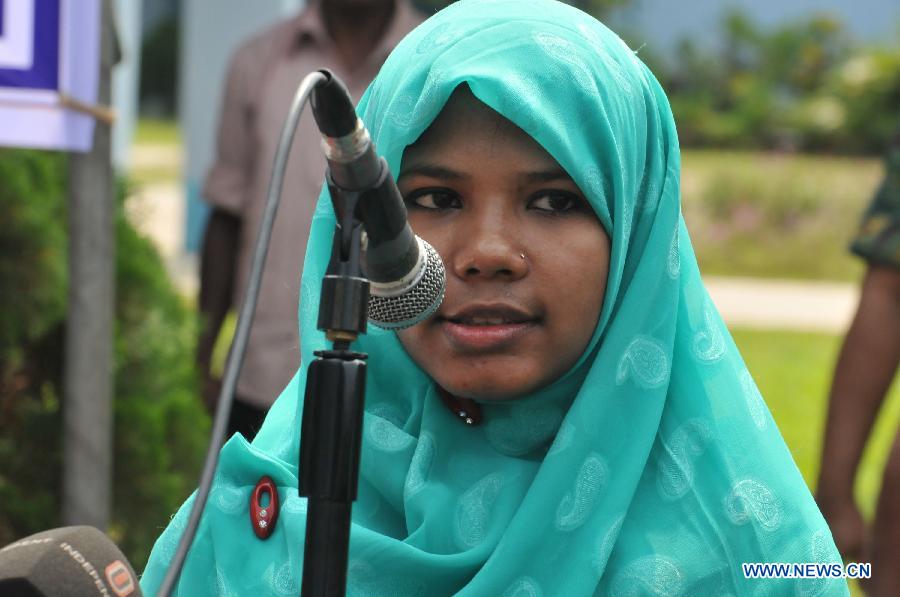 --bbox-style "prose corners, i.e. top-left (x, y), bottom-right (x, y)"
top-left (396, 87), bottom-right (611, 401)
